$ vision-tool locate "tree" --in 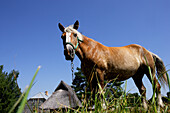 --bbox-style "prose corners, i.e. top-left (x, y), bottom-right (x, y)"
top-left (0, 65), bottom-right (21, 113)
top-left (71, 67), bottom-right (91, 100)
